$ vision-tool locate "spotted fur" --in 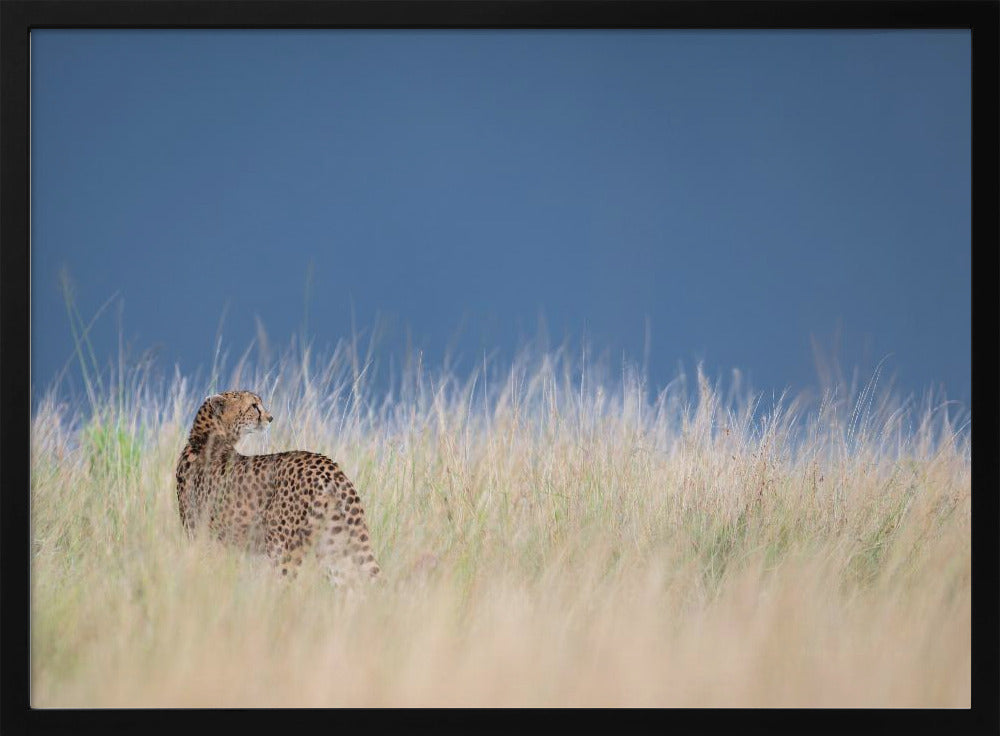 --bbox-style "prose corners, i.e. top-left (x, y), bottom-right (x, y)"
top-left (175, 390), bottom-right (381, 583)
